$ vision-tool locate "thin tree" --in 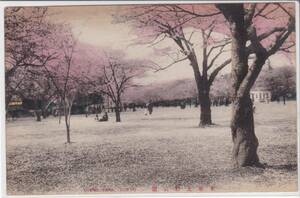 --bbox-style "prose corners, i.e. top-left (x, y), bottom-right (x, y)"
top-left (41, 25), bottom-right (80, 143)
top-left (98, 51), bottom-right (145, 122)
